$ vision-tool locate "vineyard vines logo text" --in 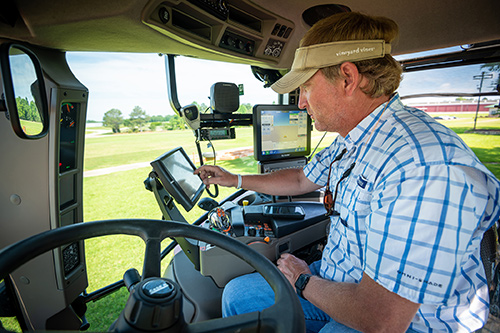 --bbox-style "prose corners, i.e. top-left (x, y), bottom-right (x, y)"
top-left (336, 47), bottom-right (376, 57)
